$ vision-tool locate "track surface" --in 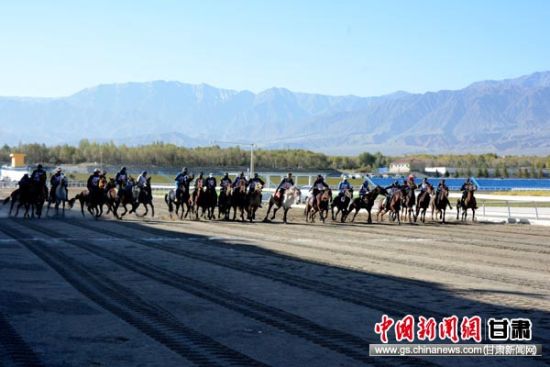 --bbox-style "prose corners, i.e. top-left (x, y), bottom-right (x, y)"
top-left (0, 194), bottom-right (548, 366)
